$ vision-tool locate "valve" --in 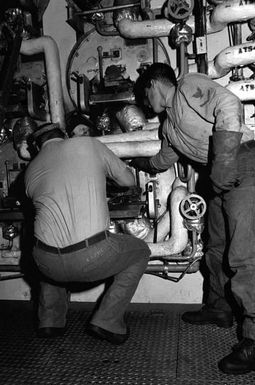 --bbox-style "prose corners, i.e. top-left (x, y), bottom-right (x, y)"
top-left (167, 0), bottom-right (194, 21)
top-left (169, 23), bottom-right (193, 47)
top-left (3, 224), bottom-right (19, 240)
top-left (180, 194), bottom-right (206, 220)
